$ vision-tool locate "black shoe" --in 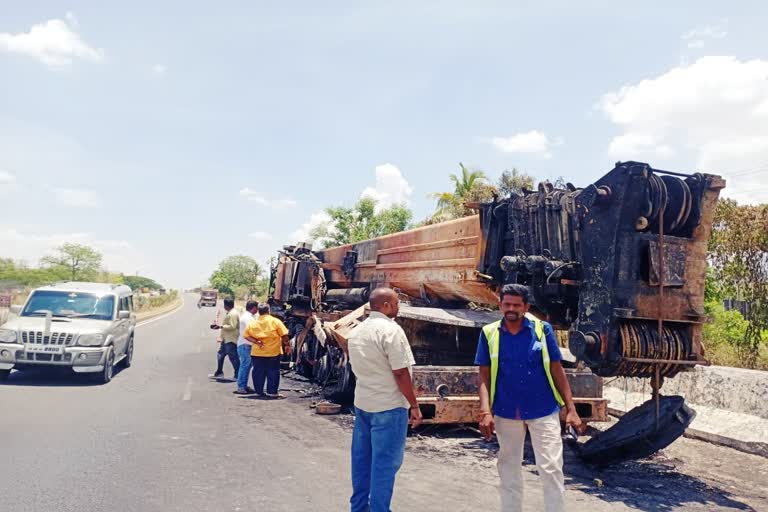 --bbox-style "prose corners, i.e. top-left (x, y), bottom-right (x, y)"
top-left (209, 371), bottom-right (224, 378)
top-left (233, 388), bottom-right (251, 395)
